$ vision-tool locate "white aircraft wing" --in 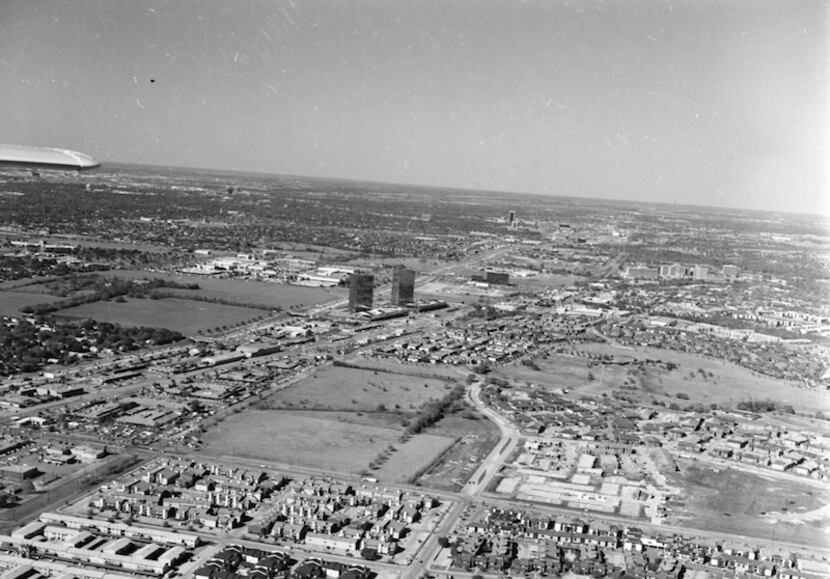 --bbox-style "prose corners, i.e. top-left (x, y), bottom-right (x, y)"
top-left (0, 144), bottom-right (100, 171)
